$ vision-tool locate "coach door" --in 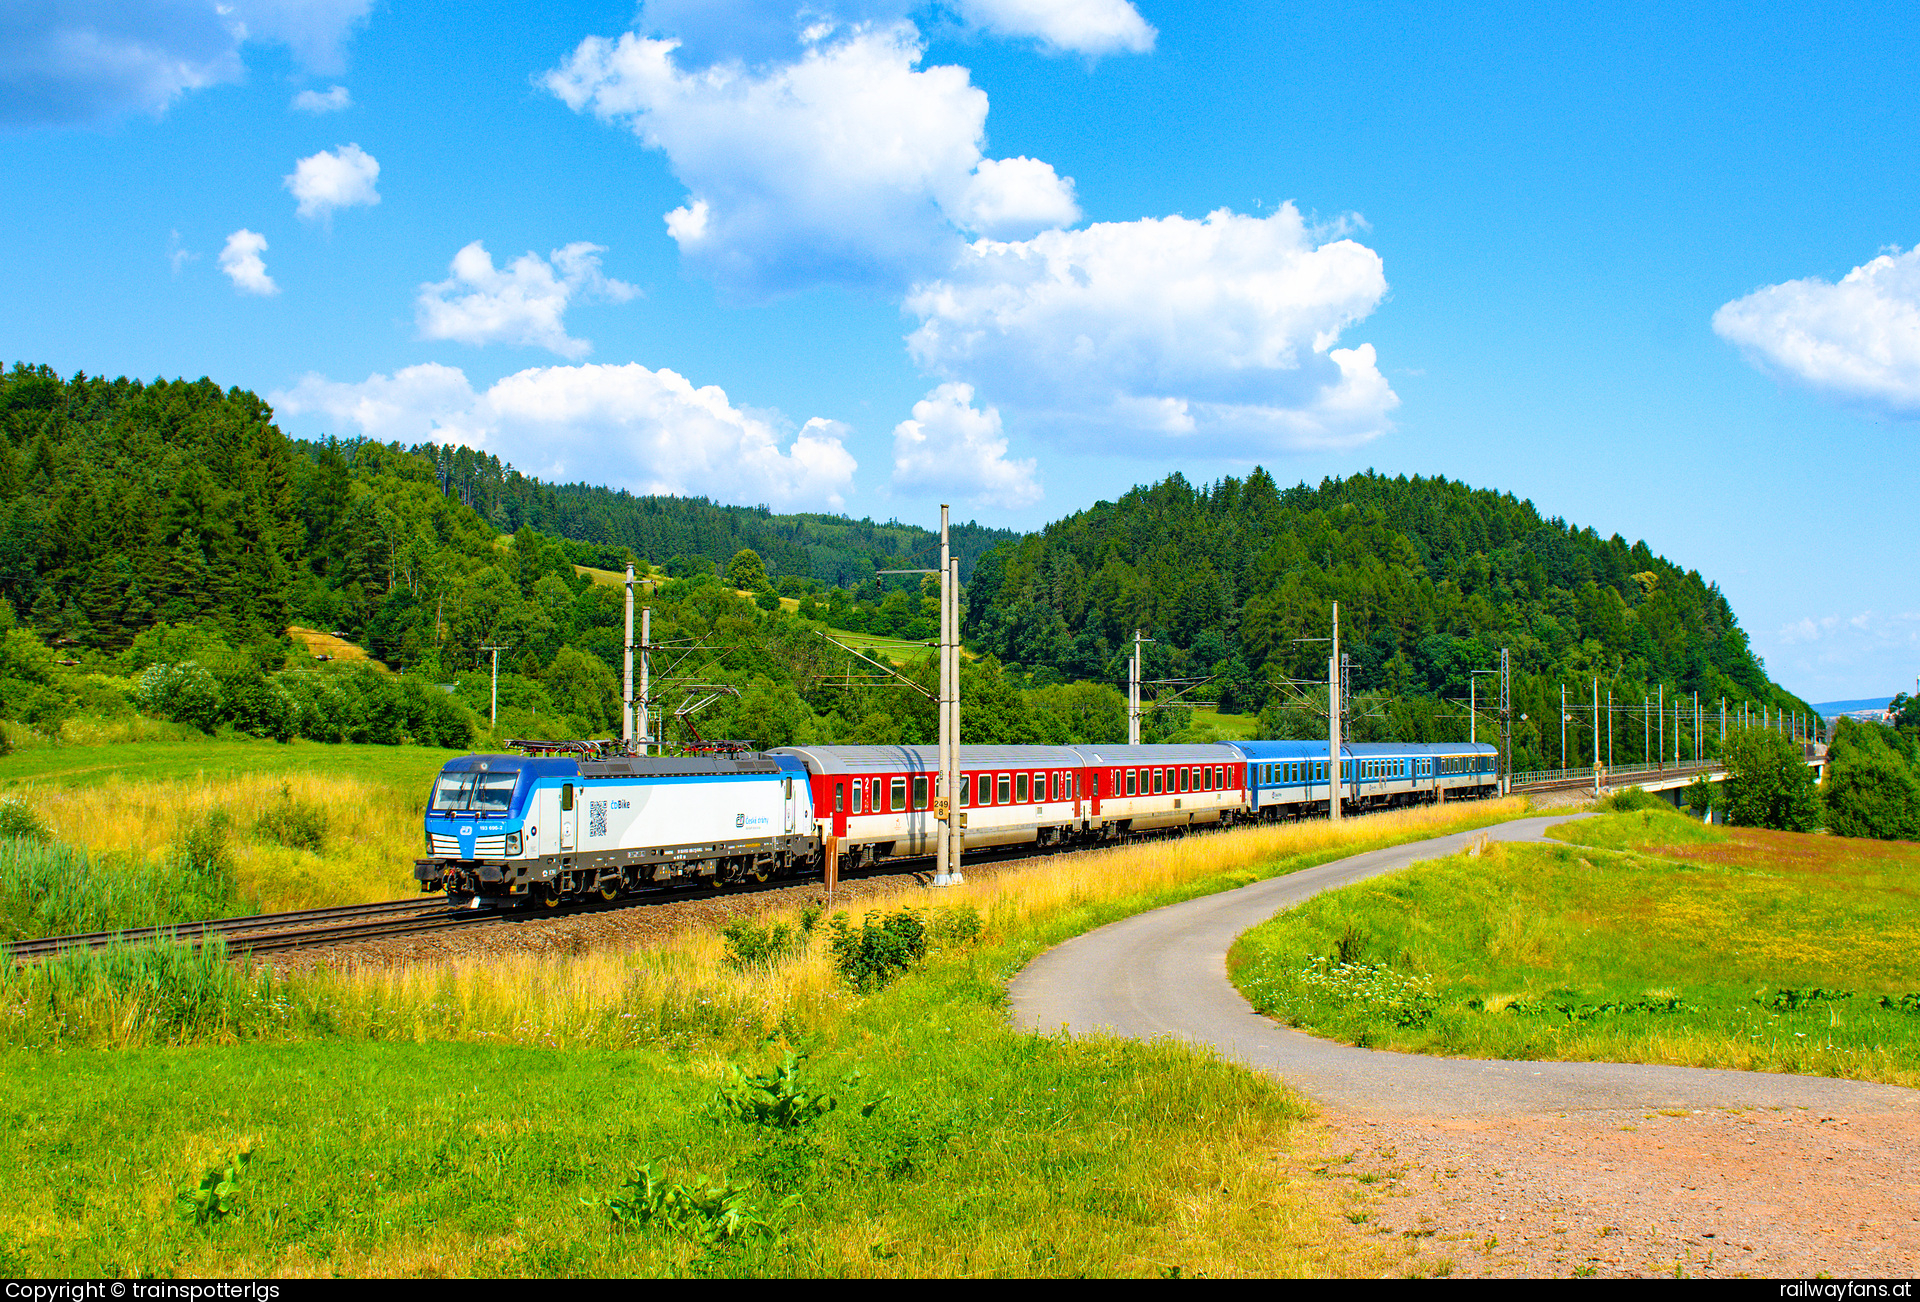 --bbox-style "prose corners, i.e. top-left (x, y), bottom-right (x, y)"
top-left (560, 783), bottom-right (576, 851)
